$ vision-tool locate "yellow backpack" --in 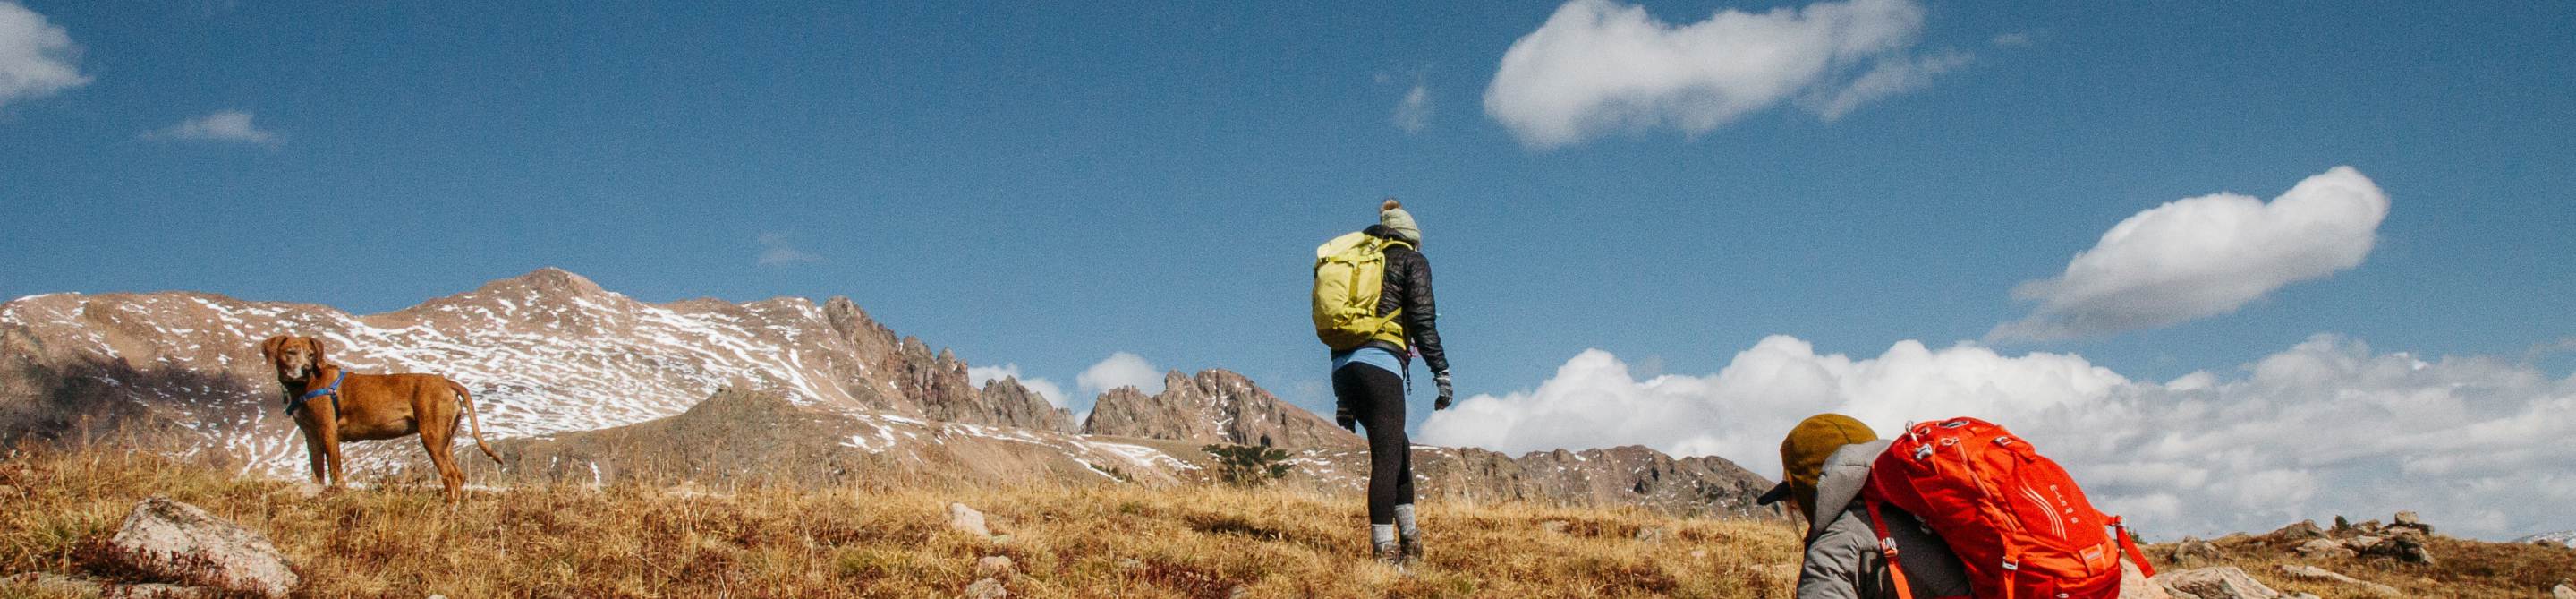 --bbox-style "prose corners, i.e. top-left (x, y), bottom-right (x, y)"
top-left (1313, 231), bottom-right (1411, 351)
